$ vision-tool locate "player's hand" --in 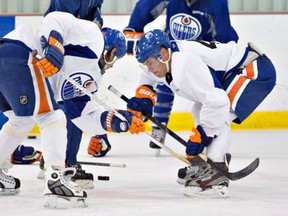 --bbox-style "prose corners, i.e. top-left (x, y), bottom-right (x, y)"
top-left (123, 28), bottom-right (143, 55)
top-left (127, 85), bottom-right (157, 121)
top-left (100, 110), bottom-right (145, 134)
top-left (87, 134), bottom-right (111, 157)
top-left (186, 125), bottom-right (213, 157)
top-left (36, 30), bottom-right (64, 77)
